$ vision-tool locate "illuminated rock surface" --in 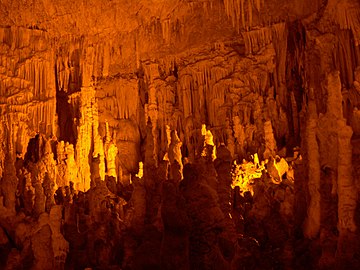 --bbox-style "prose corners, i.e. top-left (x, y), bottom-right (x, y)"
top-left (0, 0), bottom-right (360, 269)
